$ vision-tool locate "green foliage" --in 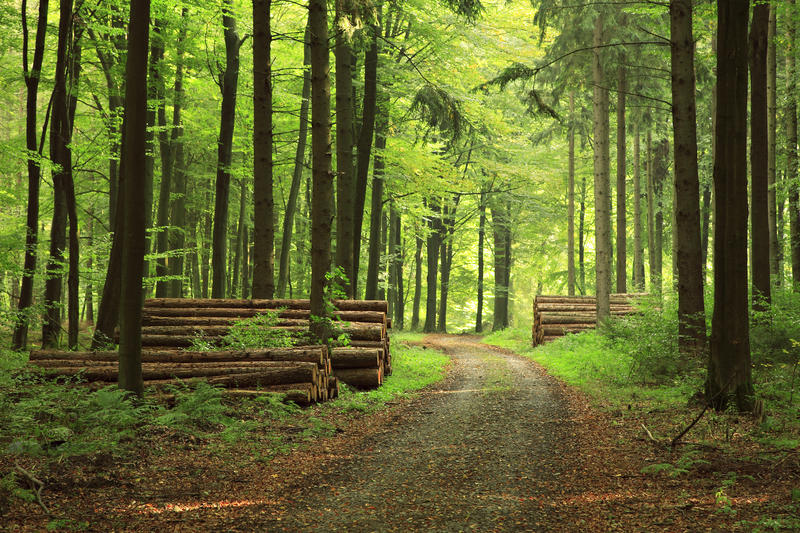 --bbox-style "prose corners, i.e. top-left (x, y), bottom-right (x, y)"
top-left (155, 382), bottom-right (229, 431)
top-left (189, 310), bottom-right (296, 351)
top-left (640, 450), bottom-right (709, 478)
